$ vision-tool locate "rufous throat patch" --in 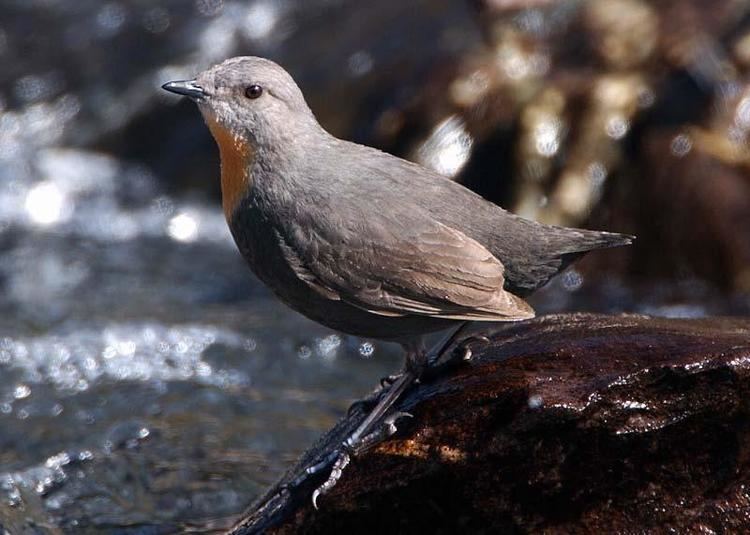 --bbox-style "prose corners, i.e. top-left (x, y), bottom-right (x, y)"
top-left (204, 115), bottom-right (254, 220)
